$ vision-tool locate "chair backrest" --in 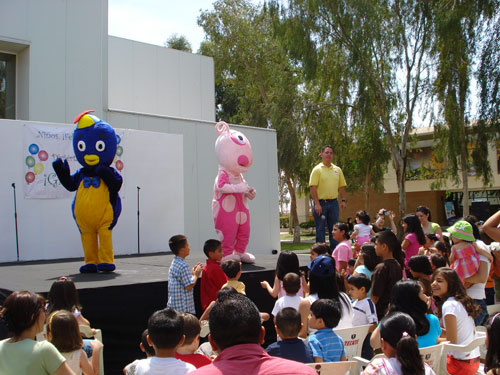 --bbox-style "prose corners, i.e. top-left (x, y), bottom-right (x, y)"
top-left (419, 342), bottom-right (444, 375)
top-left (441, 334), bottom-right (486, 375)
top-left (353, 353), bottom-right (385, 374)
top-left (79, 325), bottom-right (104, 375)
top-left (333, 324), bottom-right (371, 360)
top-left (307, 360), bottom-right (357, 375)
